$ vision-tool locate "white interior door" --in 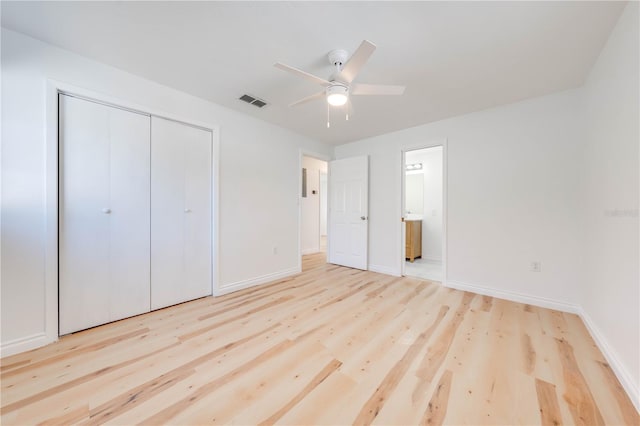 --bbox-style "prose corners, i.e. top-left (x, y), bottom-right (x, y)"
top-left (151, 117), bottom-right (212, 309)
top-left (328, 156), bottom-right (369, 270)
top-left (59, 95), bottom-right (151, 335)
